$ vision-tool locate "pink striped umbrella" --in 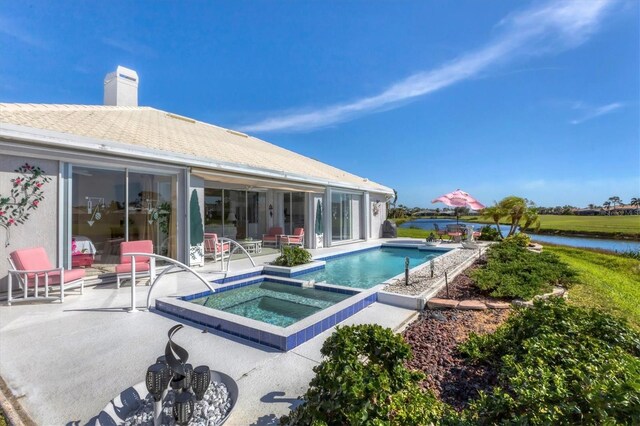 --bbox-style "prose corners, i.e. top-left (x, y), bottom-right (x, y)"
top-left (432, 189), bottom-right (485, 223)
